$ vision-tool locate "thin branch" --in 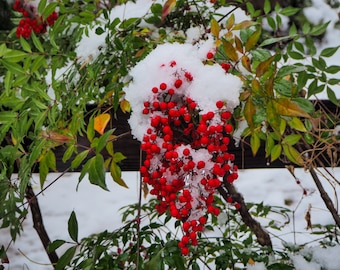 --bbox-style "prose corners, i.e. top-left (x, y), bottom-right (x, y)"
top-left (309, 167), bottom-right (340, 229)
top-left (25, 185), bottom-right (58, 268)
